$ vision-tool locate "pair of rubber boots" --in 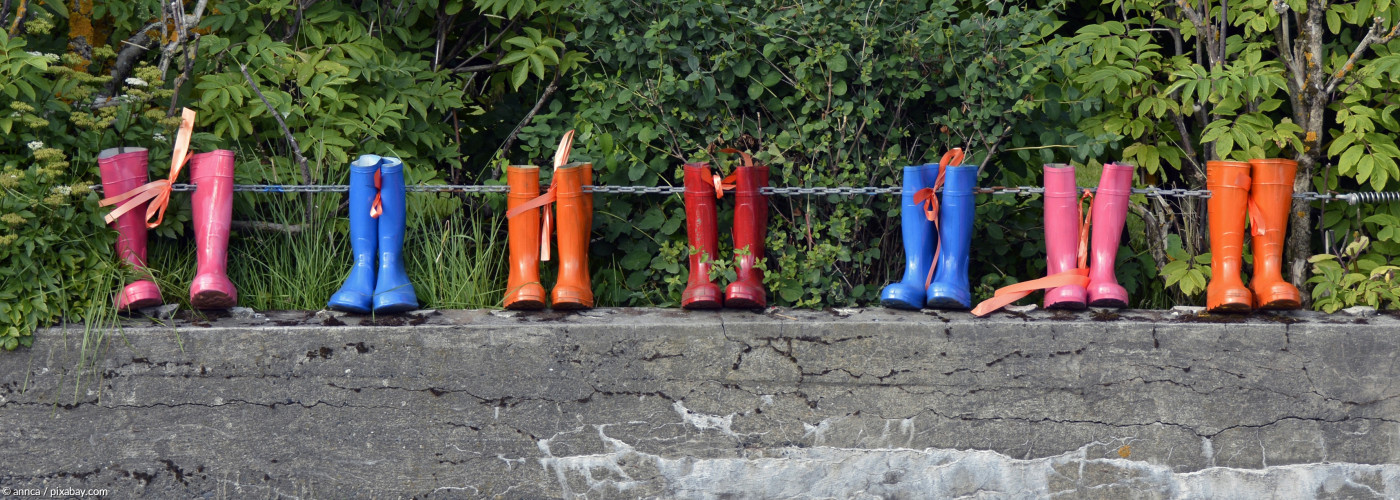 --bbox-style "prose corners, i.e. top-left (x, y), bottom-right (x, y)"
top-left (327, 155), bottom-right (419, 314)
top-left (1041, 163), bottom-right (1135, 309)
top-left (99, 147), bottom-right (237, 311)
top-left (1205, 159), bottom-right (1301, 312)
top-left (679, 162), bottom-right (770, 309)
top-left (880, 161), bottom-right (977, 309)
top-left (502, 163), bottom-right (595, 310)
